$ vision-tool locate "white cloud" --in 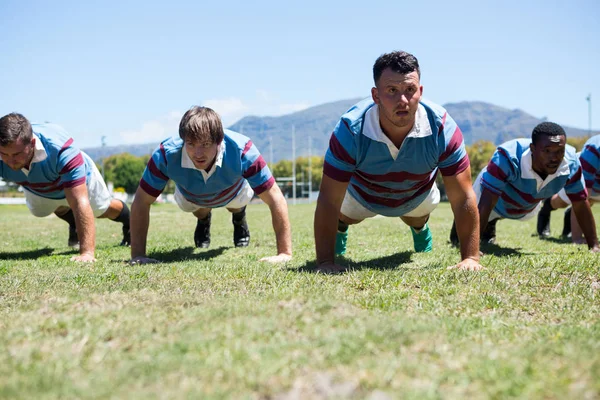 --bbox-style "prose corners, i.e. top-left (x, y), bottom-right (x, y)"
top-left (277, 102), bottom-right (311, 114)
top-left (117, 93), bottom-right (311, 144)
top-left (202, 97), bottom-right (250, 126)
top-left (119, 111), bottom-right (182, 144)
